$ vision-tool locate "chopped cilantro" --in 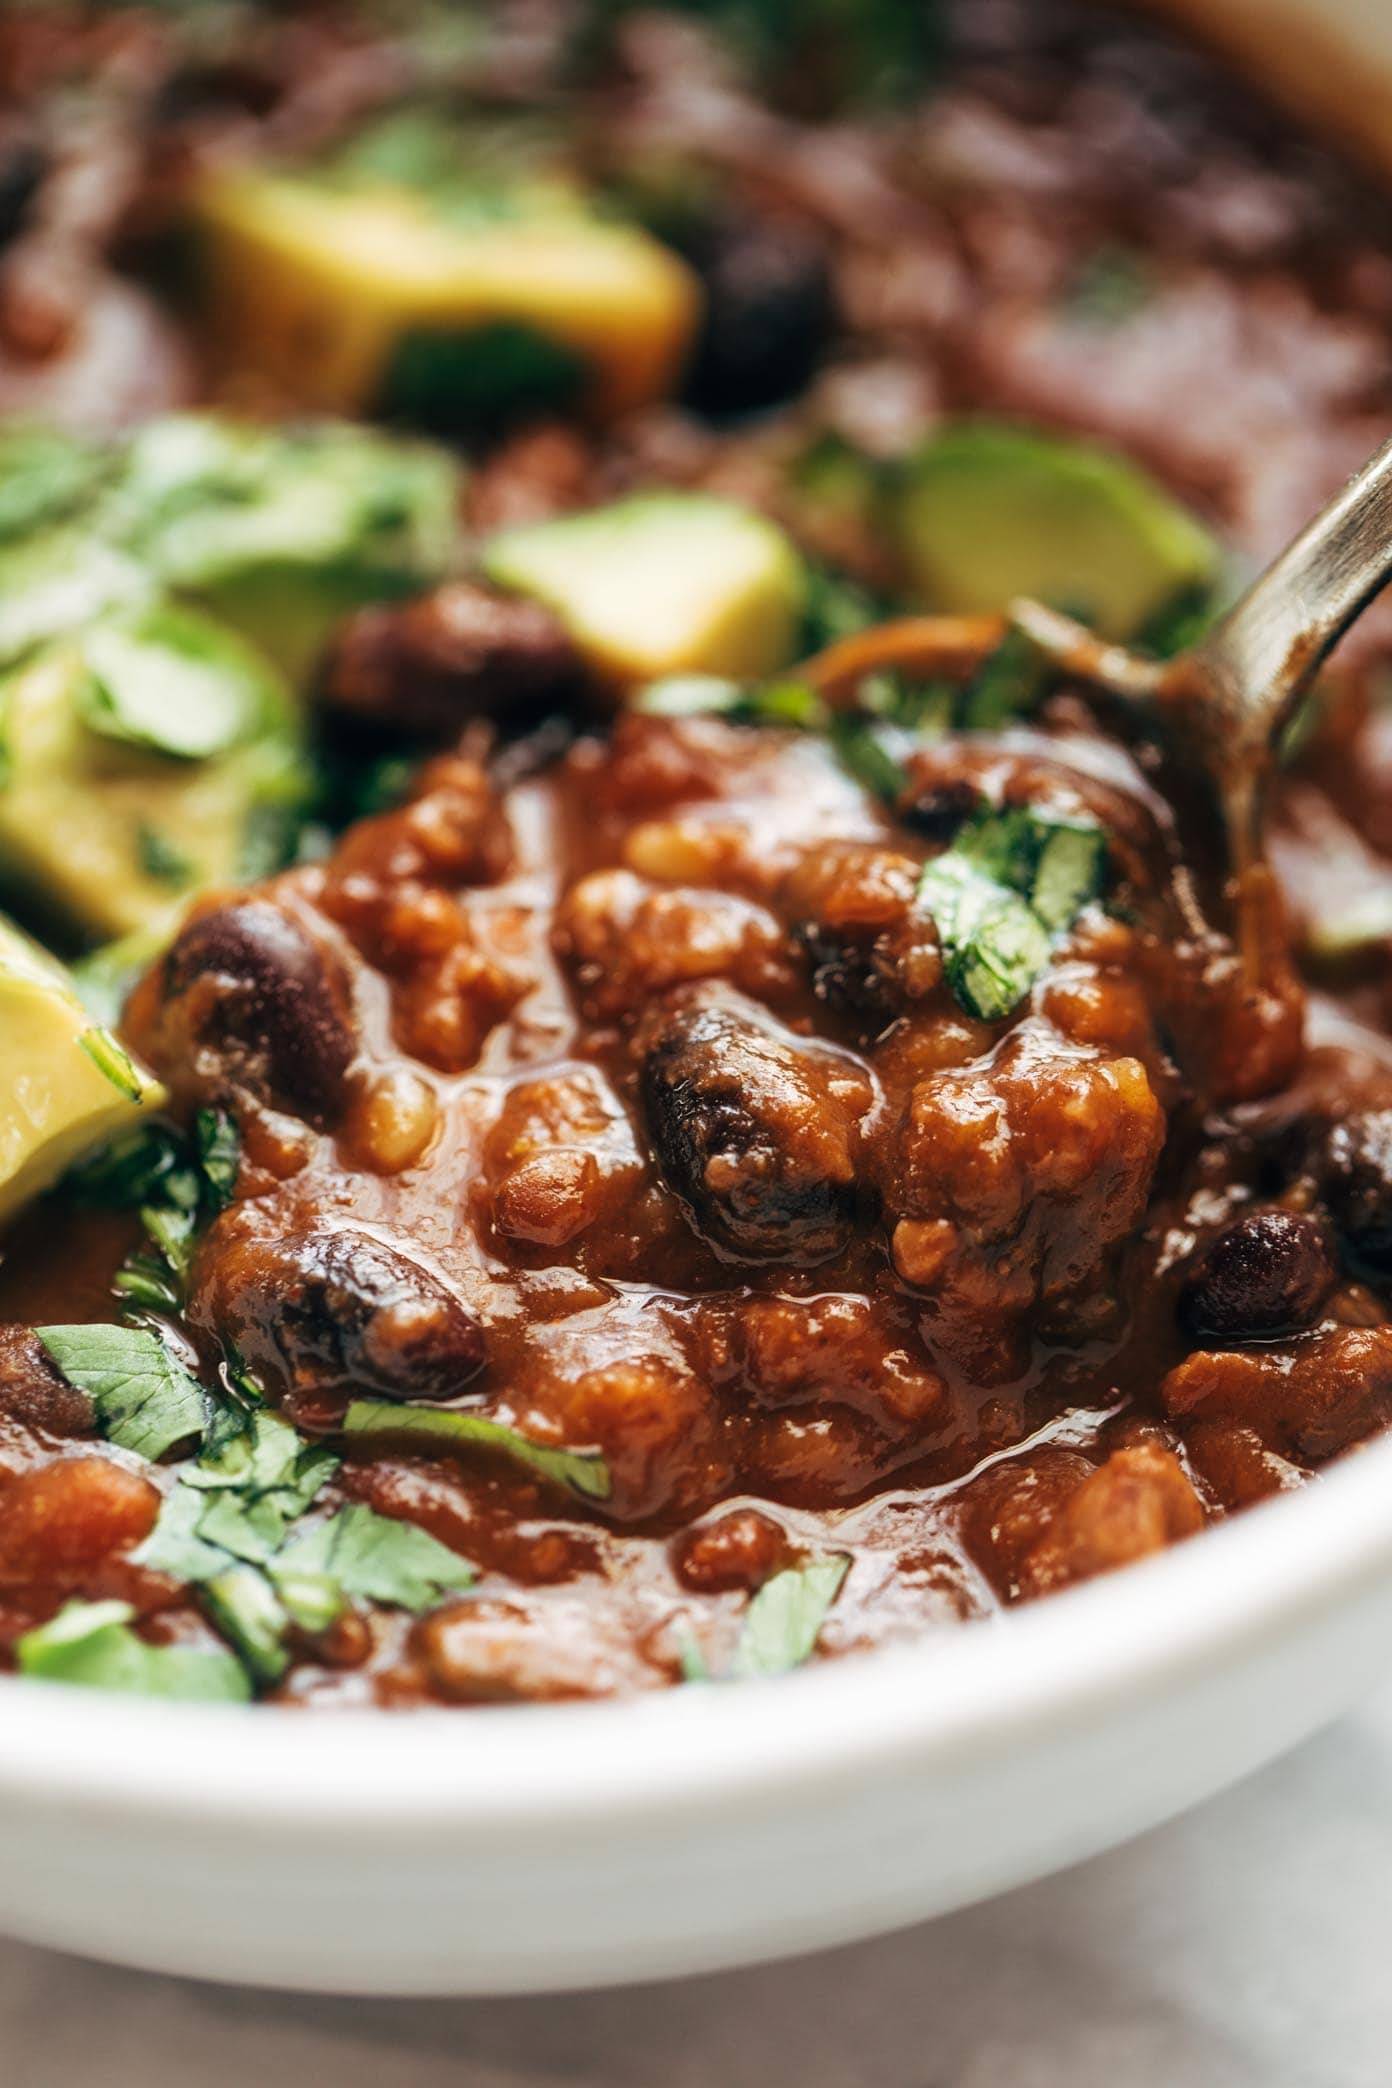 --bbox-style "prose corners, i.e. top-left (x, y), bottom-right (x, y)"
top-left (680, 1557), bottom-right (850, 1685)
top-left (731, 1556), bottom-right (850, 1679)
top-left (381, 321), bottom-right (586, 439)
top-left (194, 1108), bottom-right (239, 1209)
top-left (828, 711), bottom-right (914, 800)
top-left (675, 1624), bottom-right (712, 1683)
top-left (37, 1324), bottom-right (205, 1461)
top-left (135, 821), bottom-right (195, 888)
top-left (74, 1111), bottom-right (240, 1312)
top-left (917, 804), bottom-right (1107, 1021)
top-left (800, 563), bottom-right (882, 652)
top-left (202, 1565), bottom-right (293, 1687)
top-left (16, 1599), bottom-right (250, 1704)
top-left (184, 1407), bottom-right (338, 1510)
top-left (343, 1398), bottom-right (612, 1503)
top-left (960, 627), bottom-right (1047, 731)
top-left (112, 1254), bottom-right (182, 1315)
top-left (67, 1121), bottom-right (187, 1209)
top-left (272, 1504), bottom-right (475, 1615)
top-left (135, 1404), bottom-right (342, 1690)
top-left (135, 1484), bottom-right (236, 1584)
